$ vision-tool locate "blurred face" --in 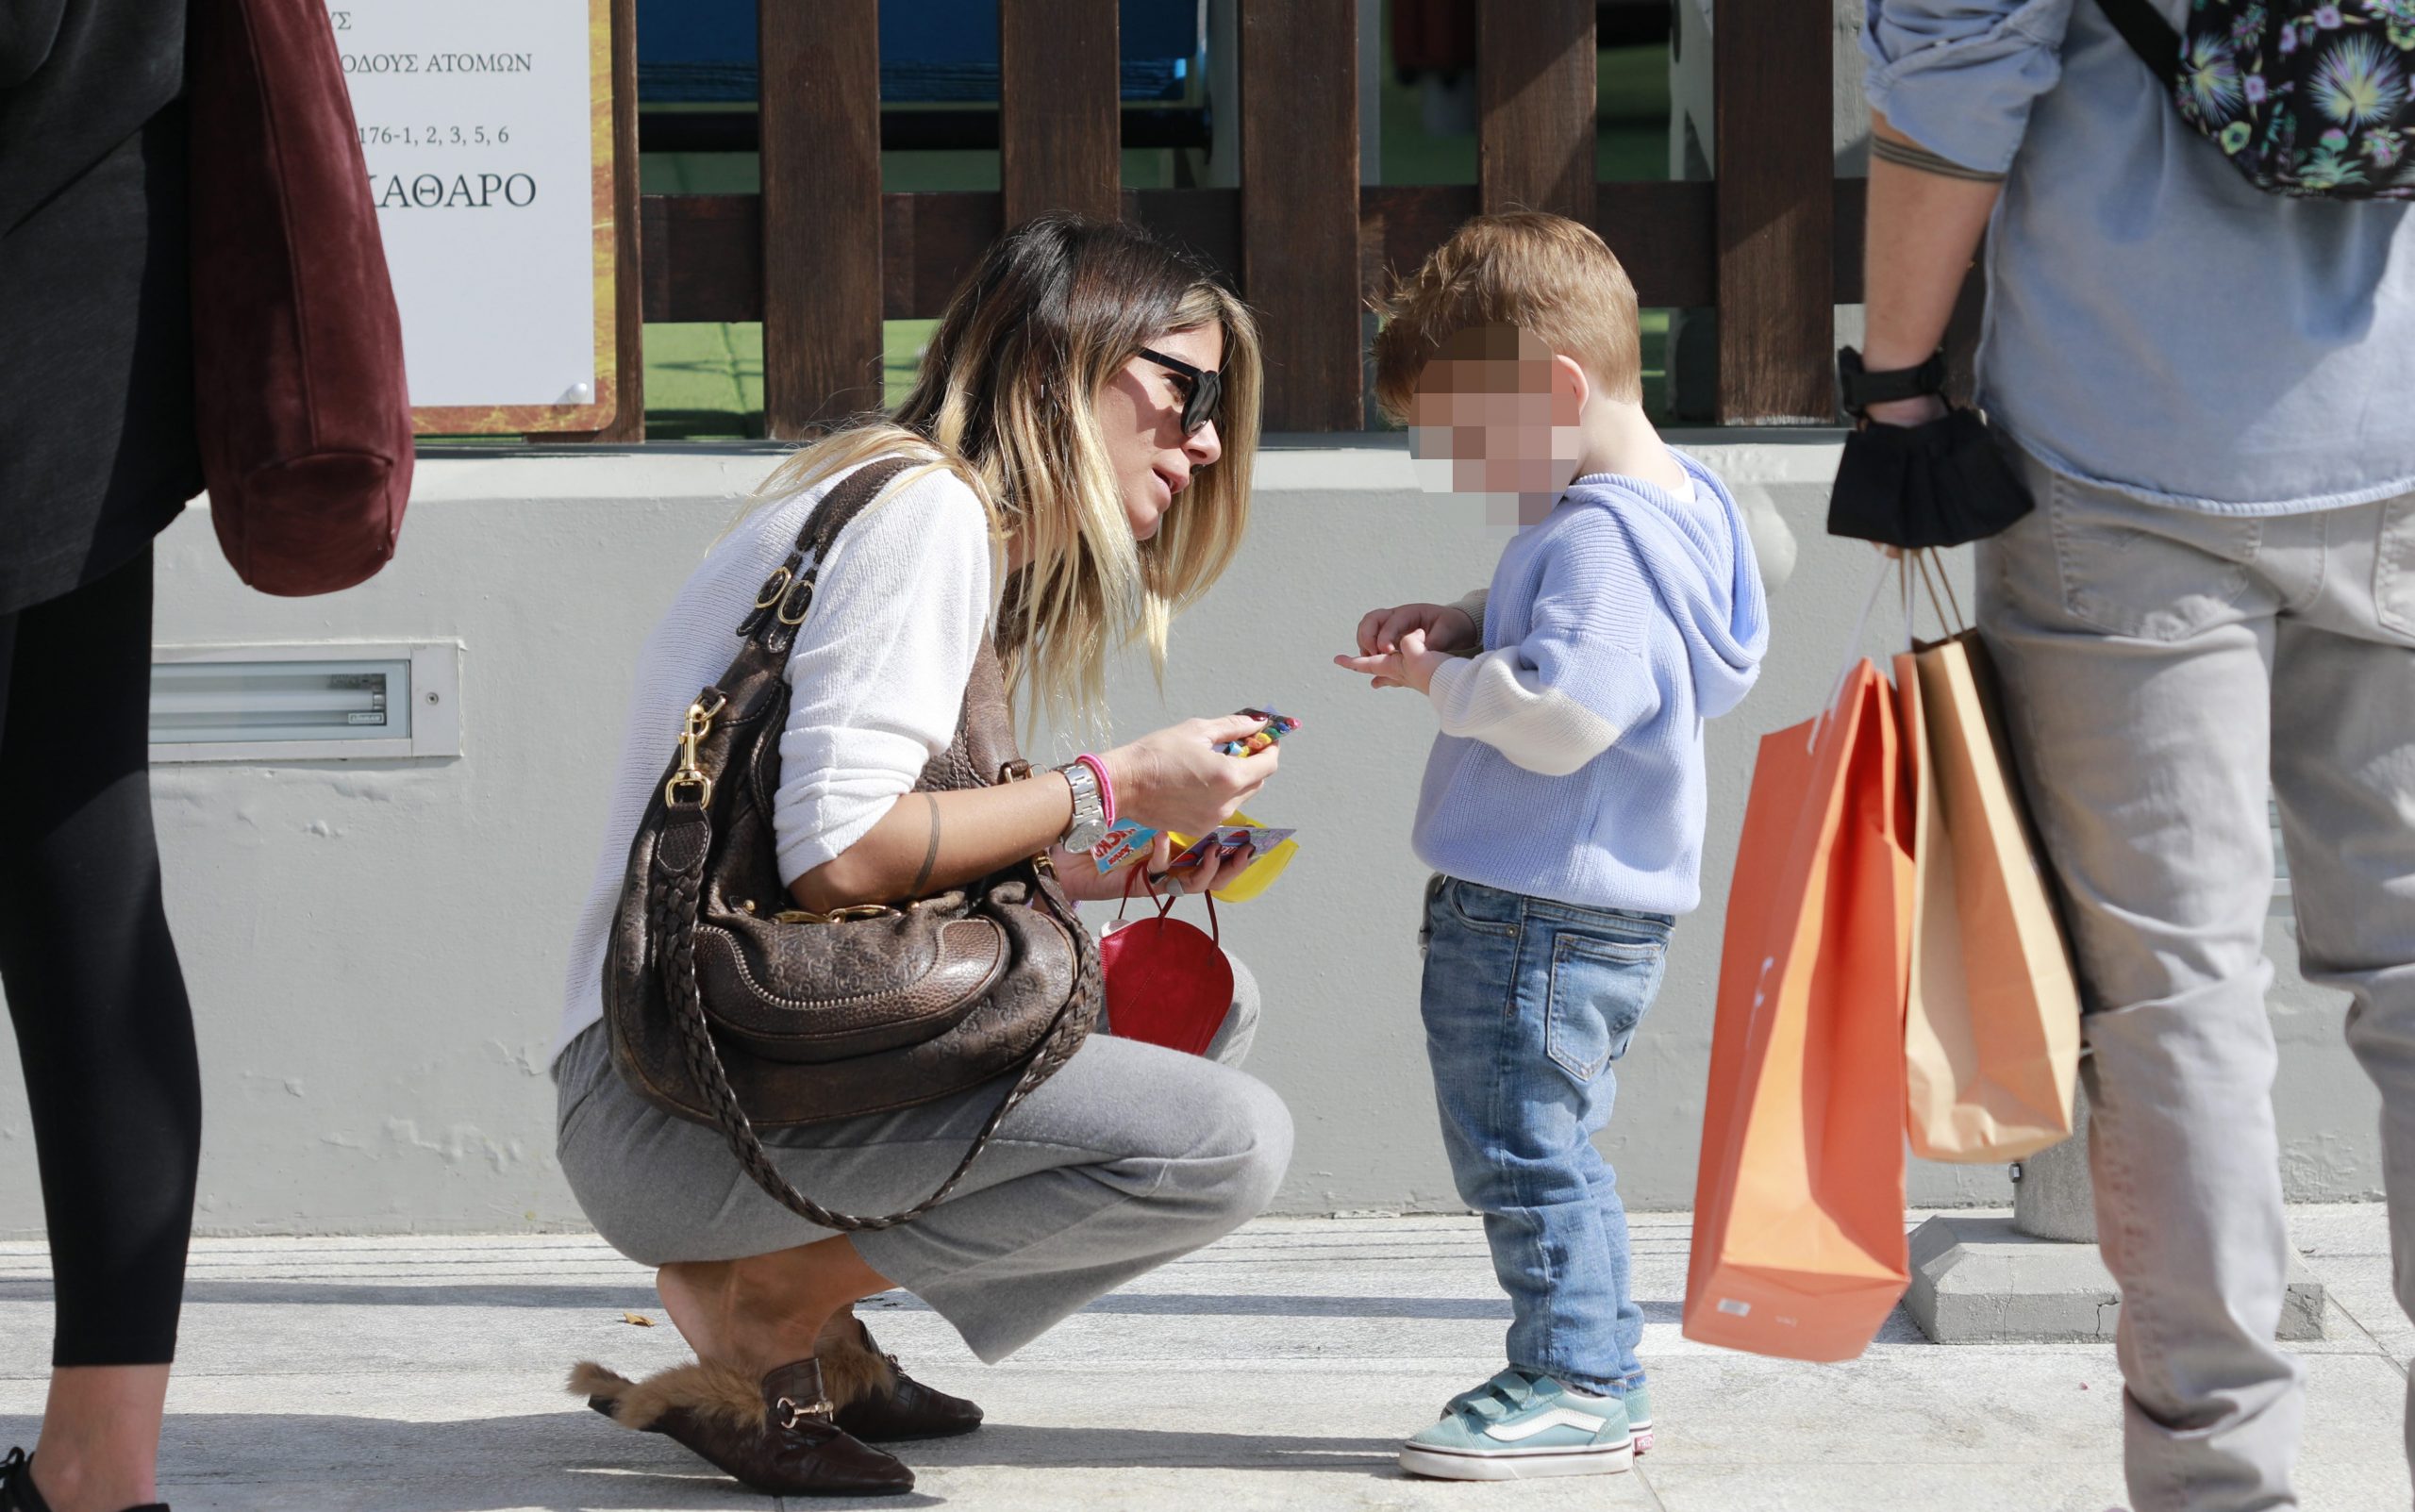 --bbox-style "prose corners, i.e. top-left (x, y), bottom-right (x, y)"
top-left (1098, 323), bottom-right (1225, 541)
top-left (1407, 324), bottom-right (1585, 524)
